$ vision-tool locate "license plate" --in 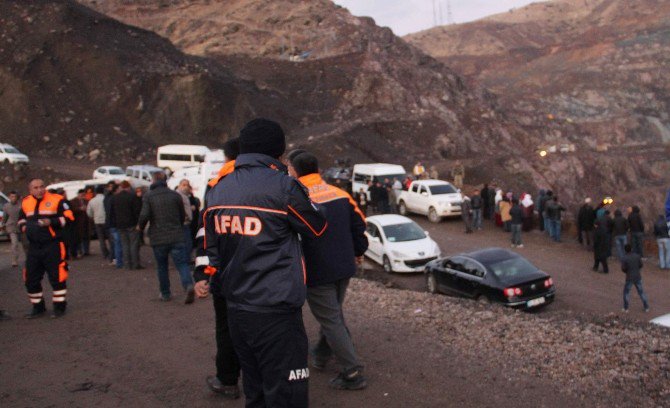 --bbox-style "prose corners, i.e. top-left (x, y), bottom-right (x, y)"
top-left (527, 297), bottom-right (545, 307)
